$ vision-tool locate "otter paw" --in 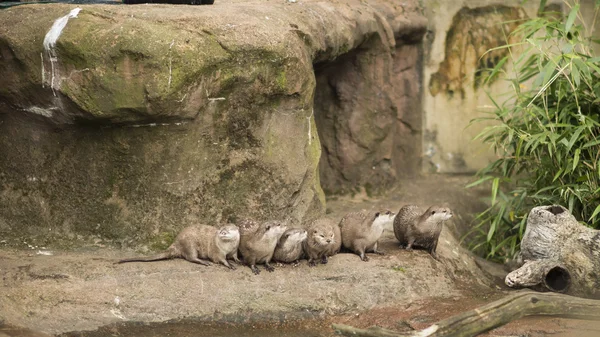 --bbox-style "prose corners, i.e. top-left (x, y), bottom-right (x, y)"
top-left (265, 264), bottom-right (275, 272)
top-left (251, 266), bottom-right (260, 275)
top-left (361, 255), bottom-right (370, 262)
top-left (321, 256), bottom-right (328, 264)
top-left (375, 250), bottom-right (385, 256)
top-left (308, 260), bottom-right (317, 267)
